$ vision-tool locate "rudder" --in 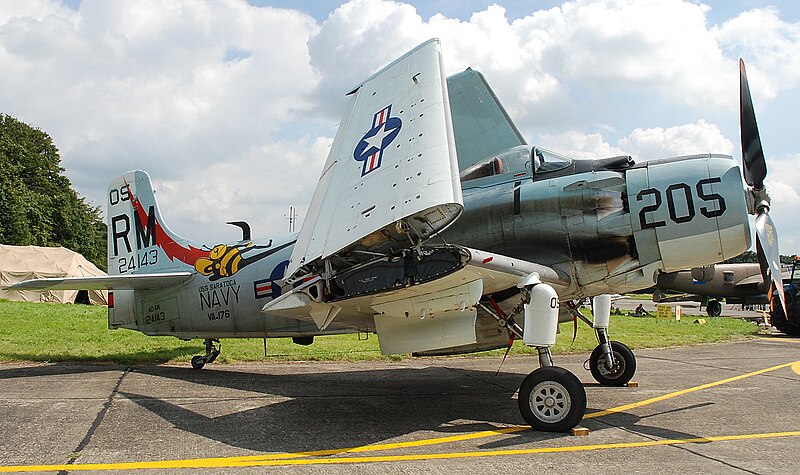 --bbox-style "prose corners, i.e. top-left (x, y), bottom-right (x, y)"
top-left (107, 170), bottom-right (208, 275)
